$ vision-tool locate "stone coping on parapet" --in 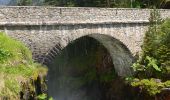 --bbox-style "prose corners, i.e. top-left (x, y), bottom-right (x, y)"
top-left (0, 6), bottom-right (169, 12)
top-left (0, 20), bottom-right (149, 26)
top-left (0, 7), bottom-right (168, 26)
top-left (0, 6), bottom-right (168, 9)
